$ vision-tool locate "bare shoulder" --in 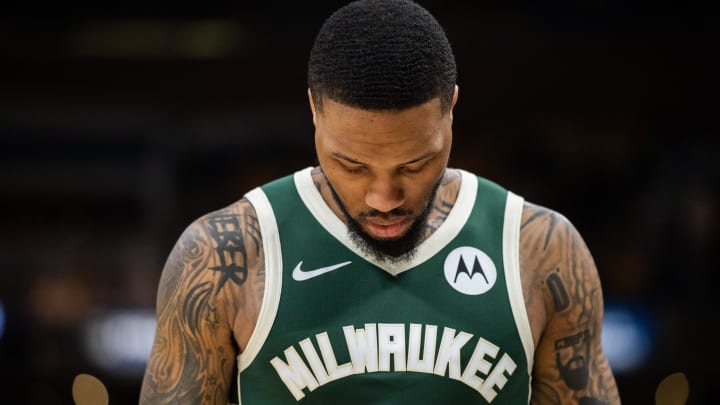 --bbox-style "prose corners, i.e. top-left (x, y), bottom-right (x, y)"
top-left (519, 202), bottom-right (621, 404)
top-left (519, 202), bottom-right (577, 324)
top-left (156, 198), bottom-right (265, 338)
top-left (140, 198), bottom-right (265, 404)
top-left (194, 198), bottom-right (265, 317)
